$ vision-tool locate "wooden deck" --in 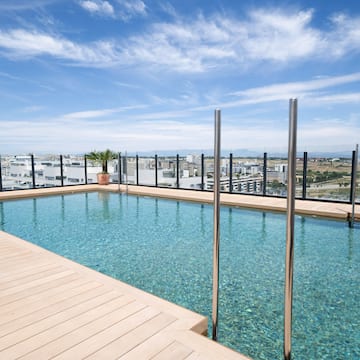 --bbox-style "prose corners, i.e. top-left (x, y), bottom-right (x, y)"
top-left (0, 231), bottom-right (250, 360)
